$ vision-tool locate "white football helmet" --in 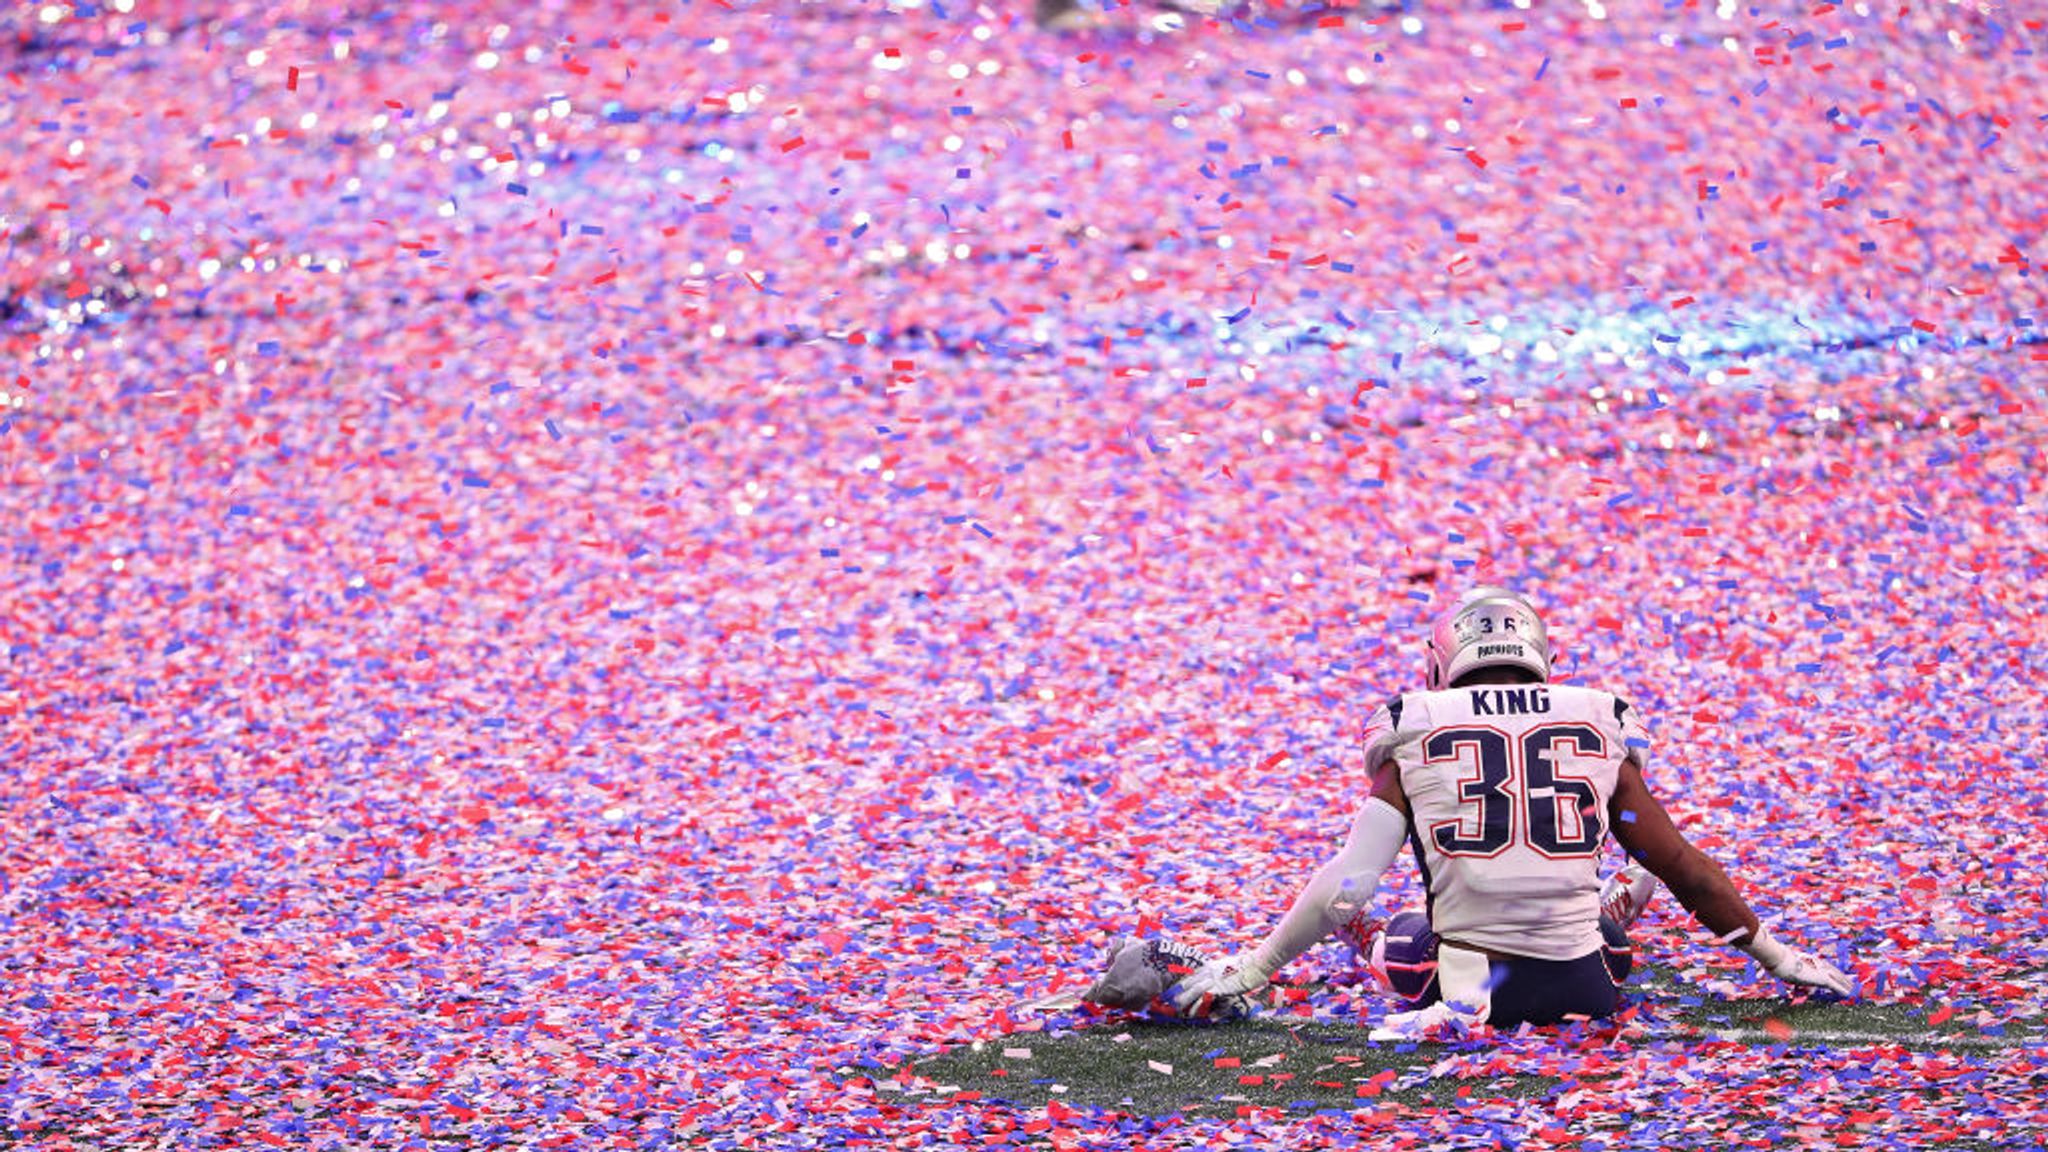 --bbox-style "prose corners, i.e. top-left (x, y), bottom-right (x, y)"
top-left (1424, 586), bottom-right (1551, 689)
